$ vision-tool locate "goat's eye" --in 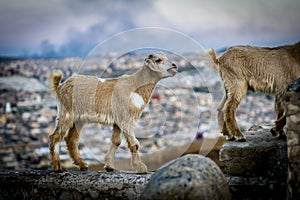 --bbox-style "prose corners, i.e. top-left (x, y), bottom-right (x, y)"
top-left (155, 58), bottom-right (162, 63)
